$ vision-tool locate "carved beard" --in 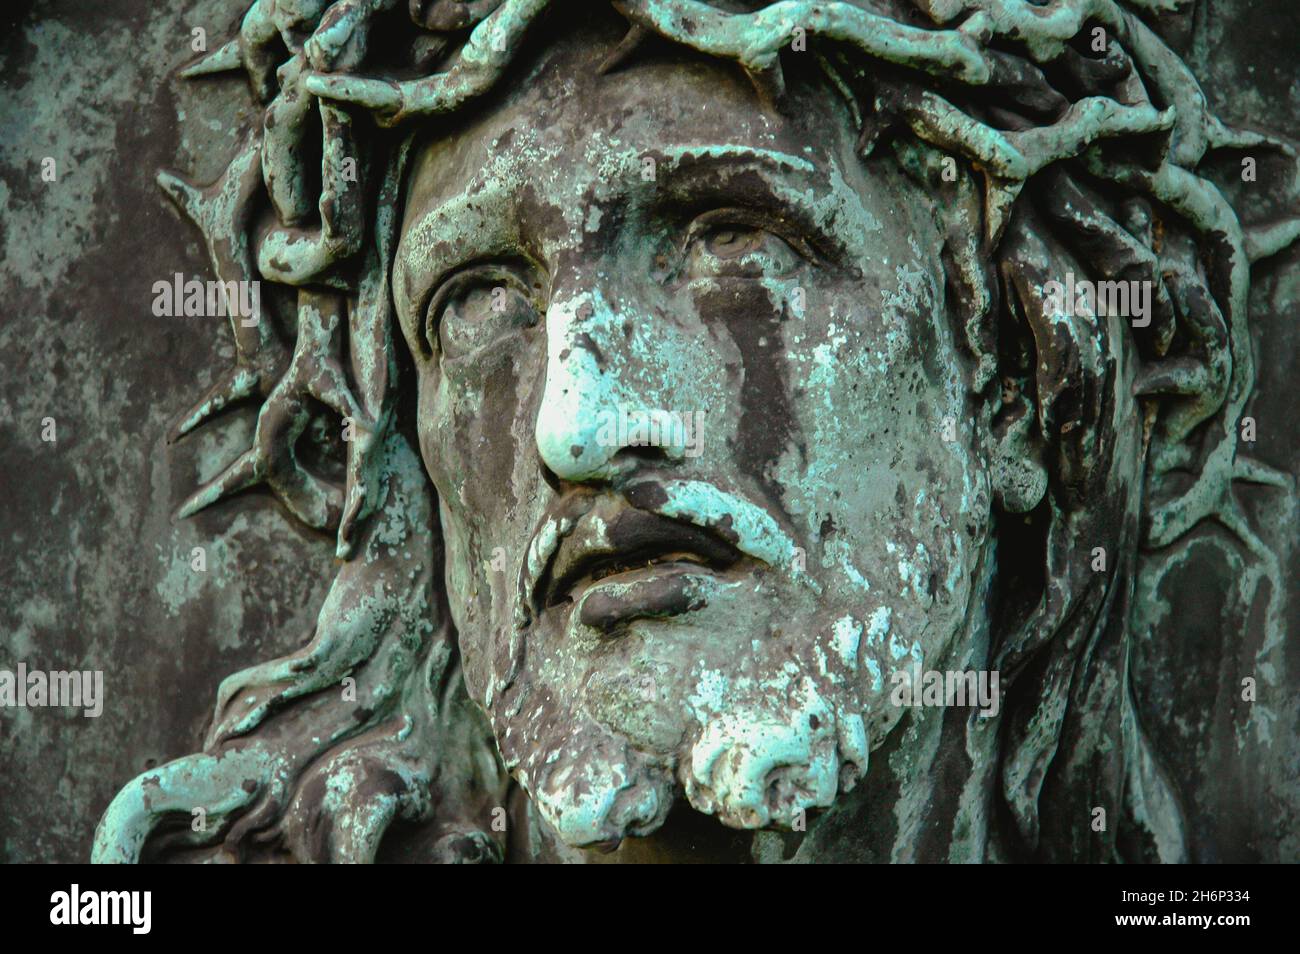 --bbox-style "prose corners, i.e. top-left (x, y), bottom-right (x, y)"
top-left (485, 612), bottom-right (874, 848)
top-left (678, 676), bottom-right (866, 830)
